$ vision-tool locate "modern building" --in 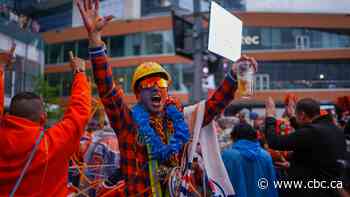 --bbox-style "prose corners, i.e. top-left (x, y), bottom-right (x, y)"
top-left (36, 0), bottom-right (350, 105)
top-left (0, 1), bottom-right (44, 105)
